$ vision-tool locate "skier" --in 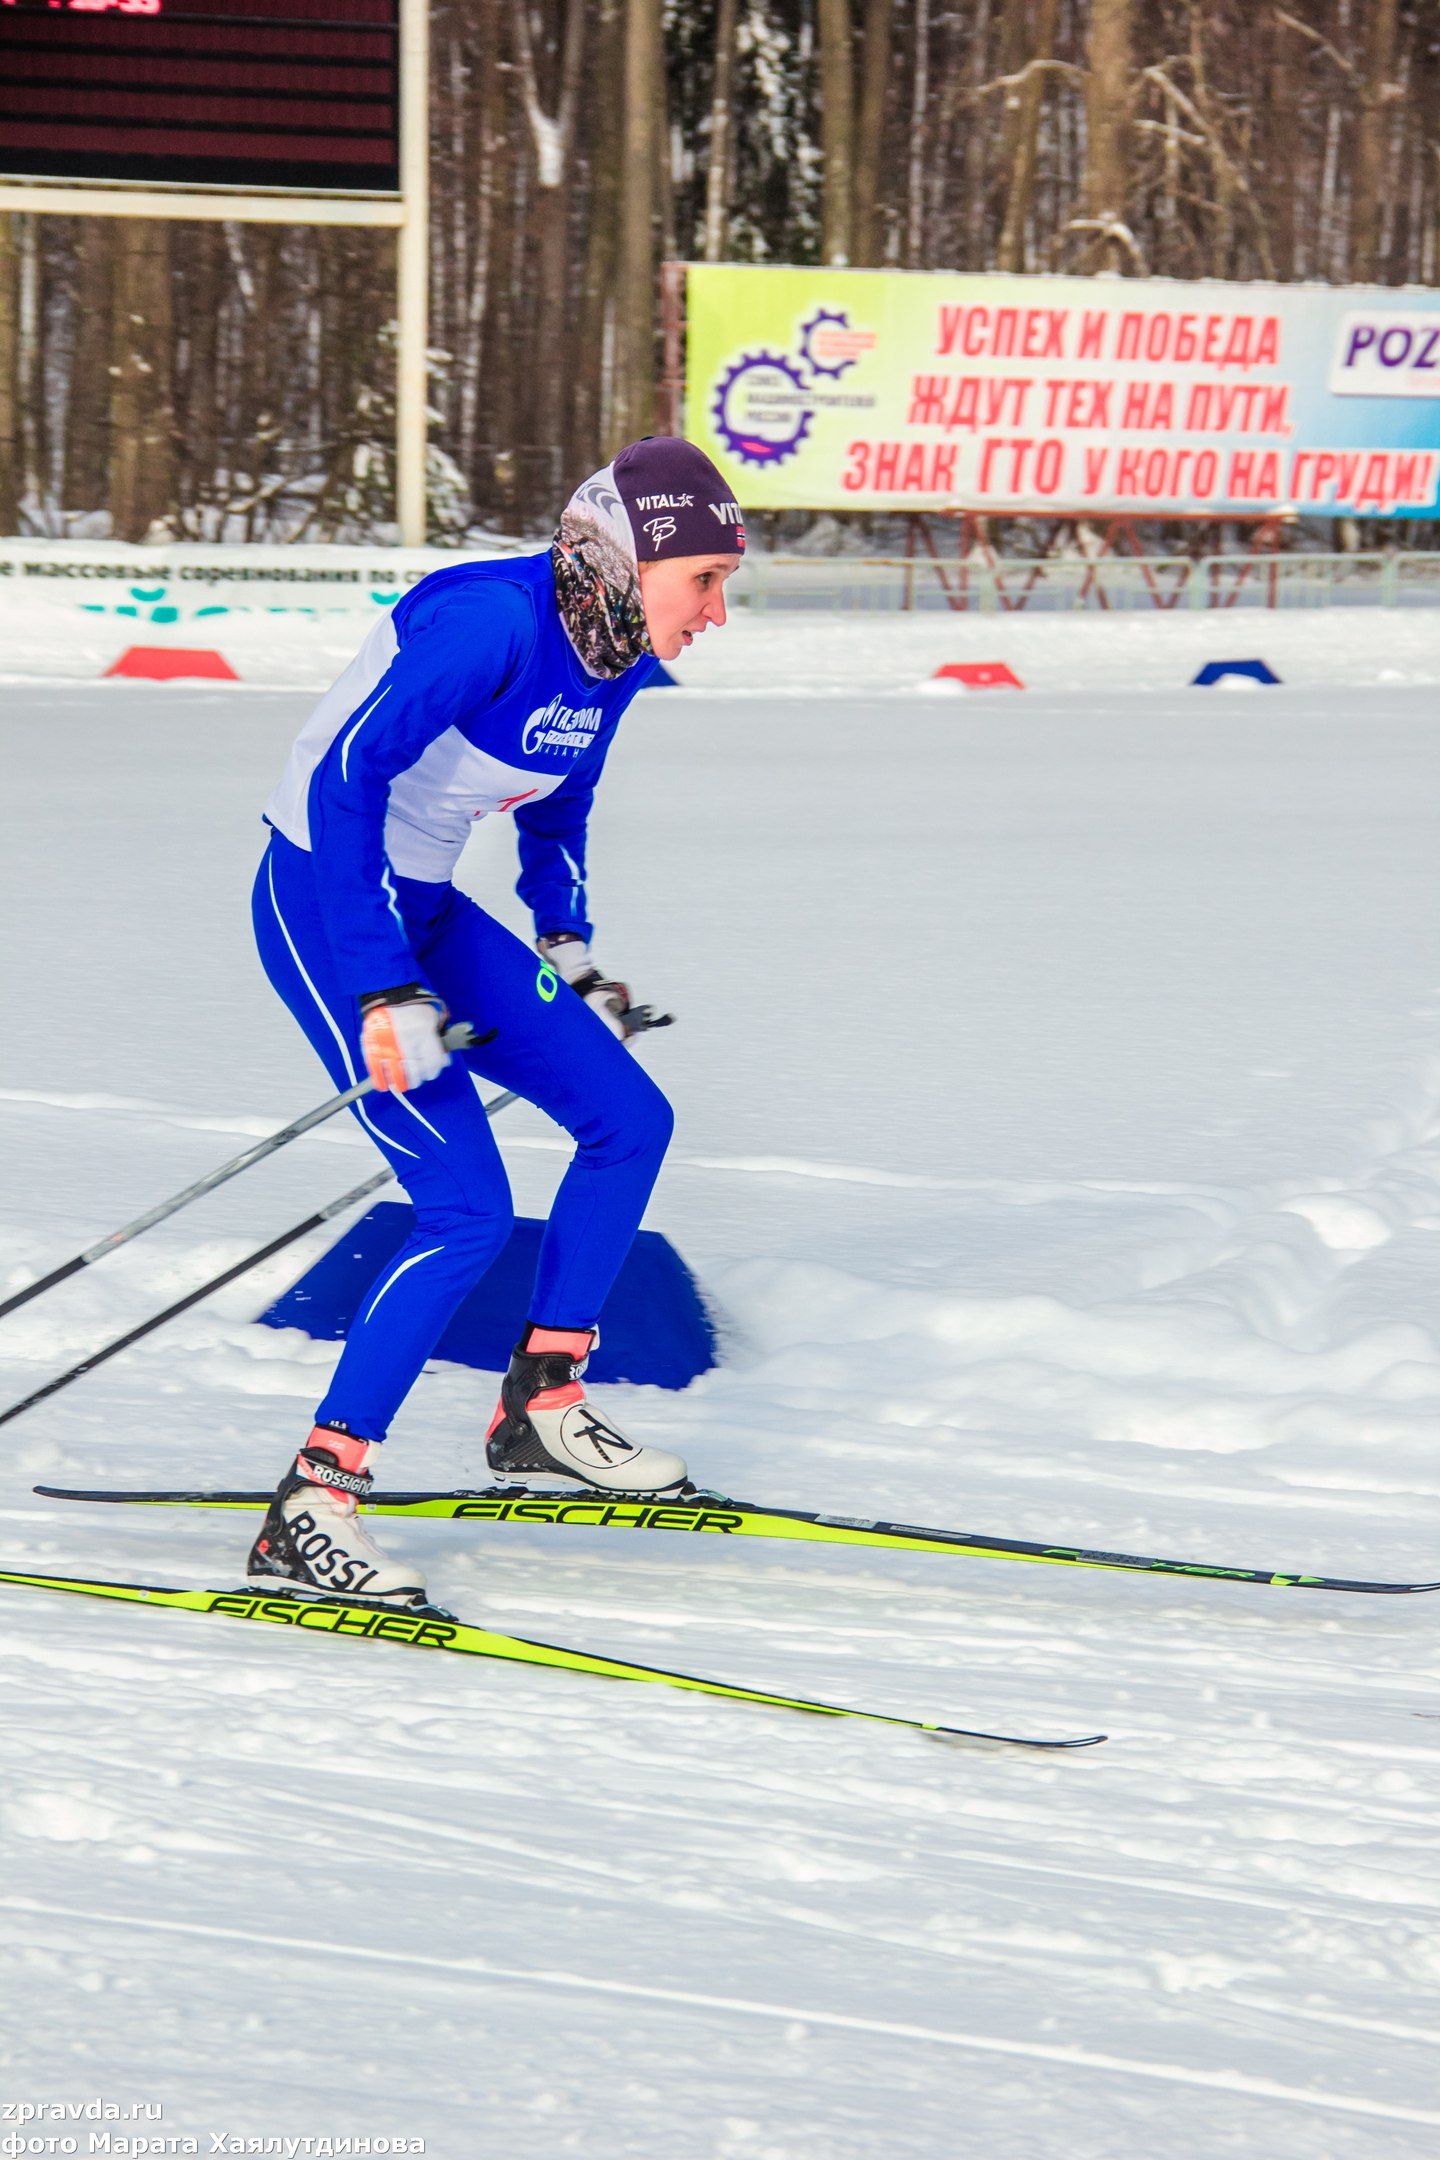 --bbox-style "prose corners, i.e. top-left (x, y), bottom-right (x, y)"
top-left (248, 438), bottom-right (745, 1605)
